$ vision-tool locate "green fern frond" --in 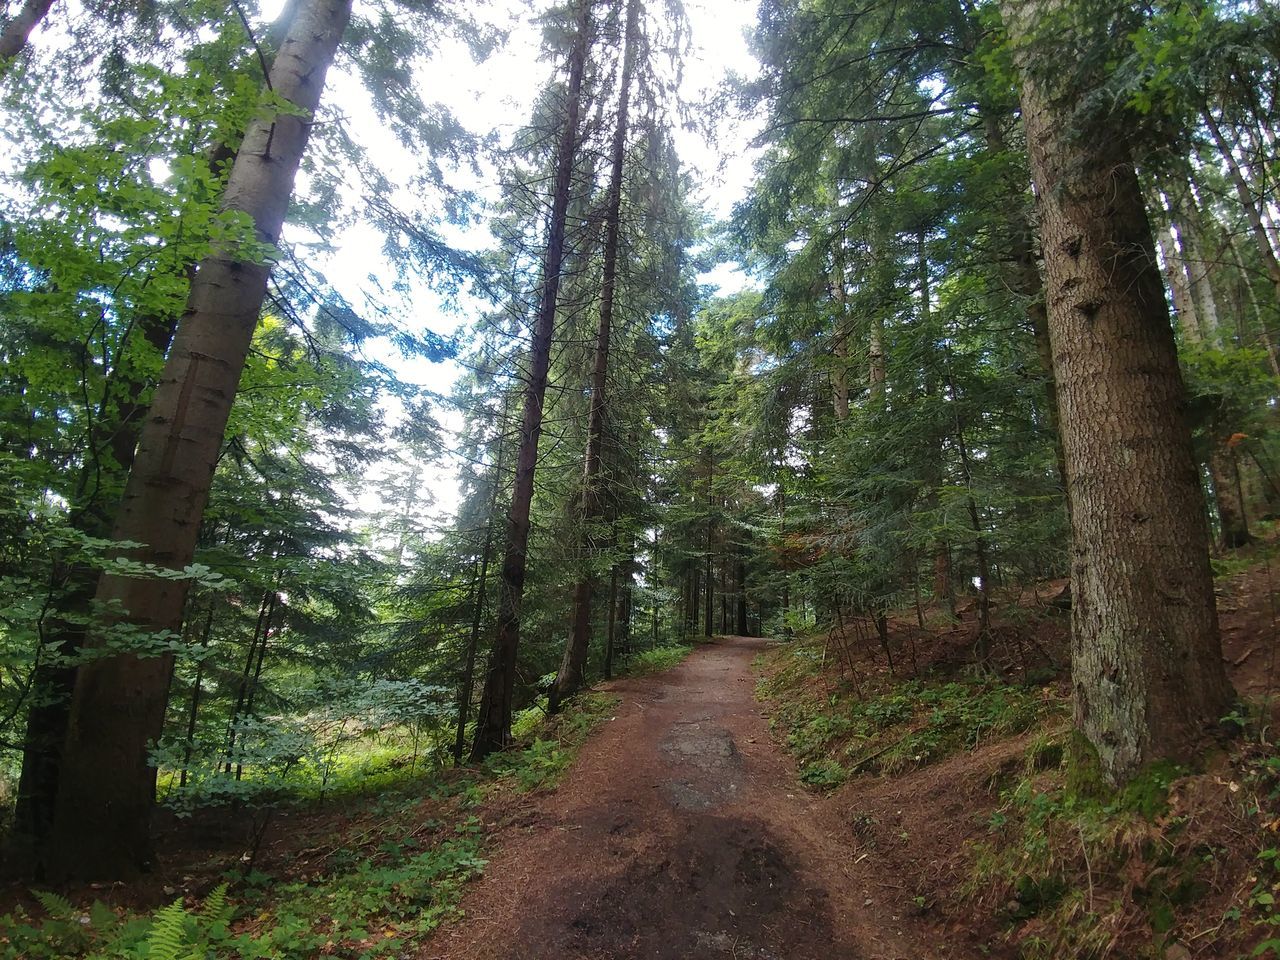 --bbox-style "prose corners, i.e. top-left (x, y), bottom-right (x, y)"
top-left (145, 898), bottom-right (189, 960)
top-left (31, 889), bottom-right (75, 920)
top-left (200, 882), bottom-right (232, 926)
